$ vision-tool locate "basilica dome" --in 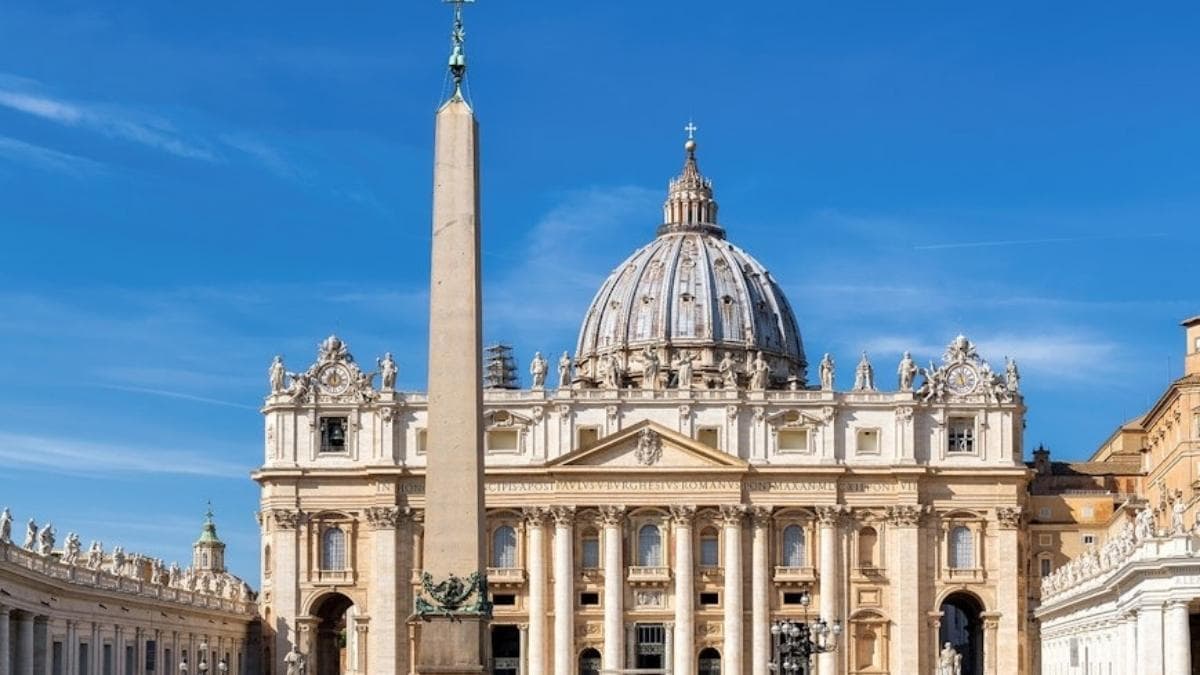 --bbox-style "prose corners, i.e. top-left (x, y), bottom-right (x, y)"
top-left (574, 140), bottom-right (807, 389)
